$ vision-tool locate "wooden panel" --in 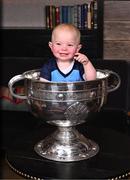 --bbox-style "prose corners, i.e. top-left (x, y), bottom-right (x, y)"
top-left (104, 1), bottom-right (130, 21)
top-left (104, 41), bottom-right (130, 59)
top-left (104, 21), bottom-right (130, 40)
top-left (104, 0), bottom-right (130, 61)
